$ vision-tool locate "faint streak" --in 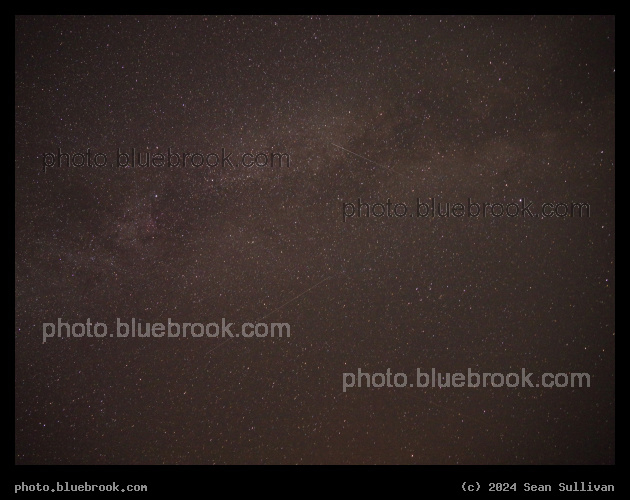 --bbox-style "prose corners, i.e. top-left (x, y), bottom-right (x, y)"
top-left (205, 275), bottom-right (333, 365)
top-left (330, 143), bottom-right (413, 181)
top-left (254, 275), bottom-right (332, 324)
